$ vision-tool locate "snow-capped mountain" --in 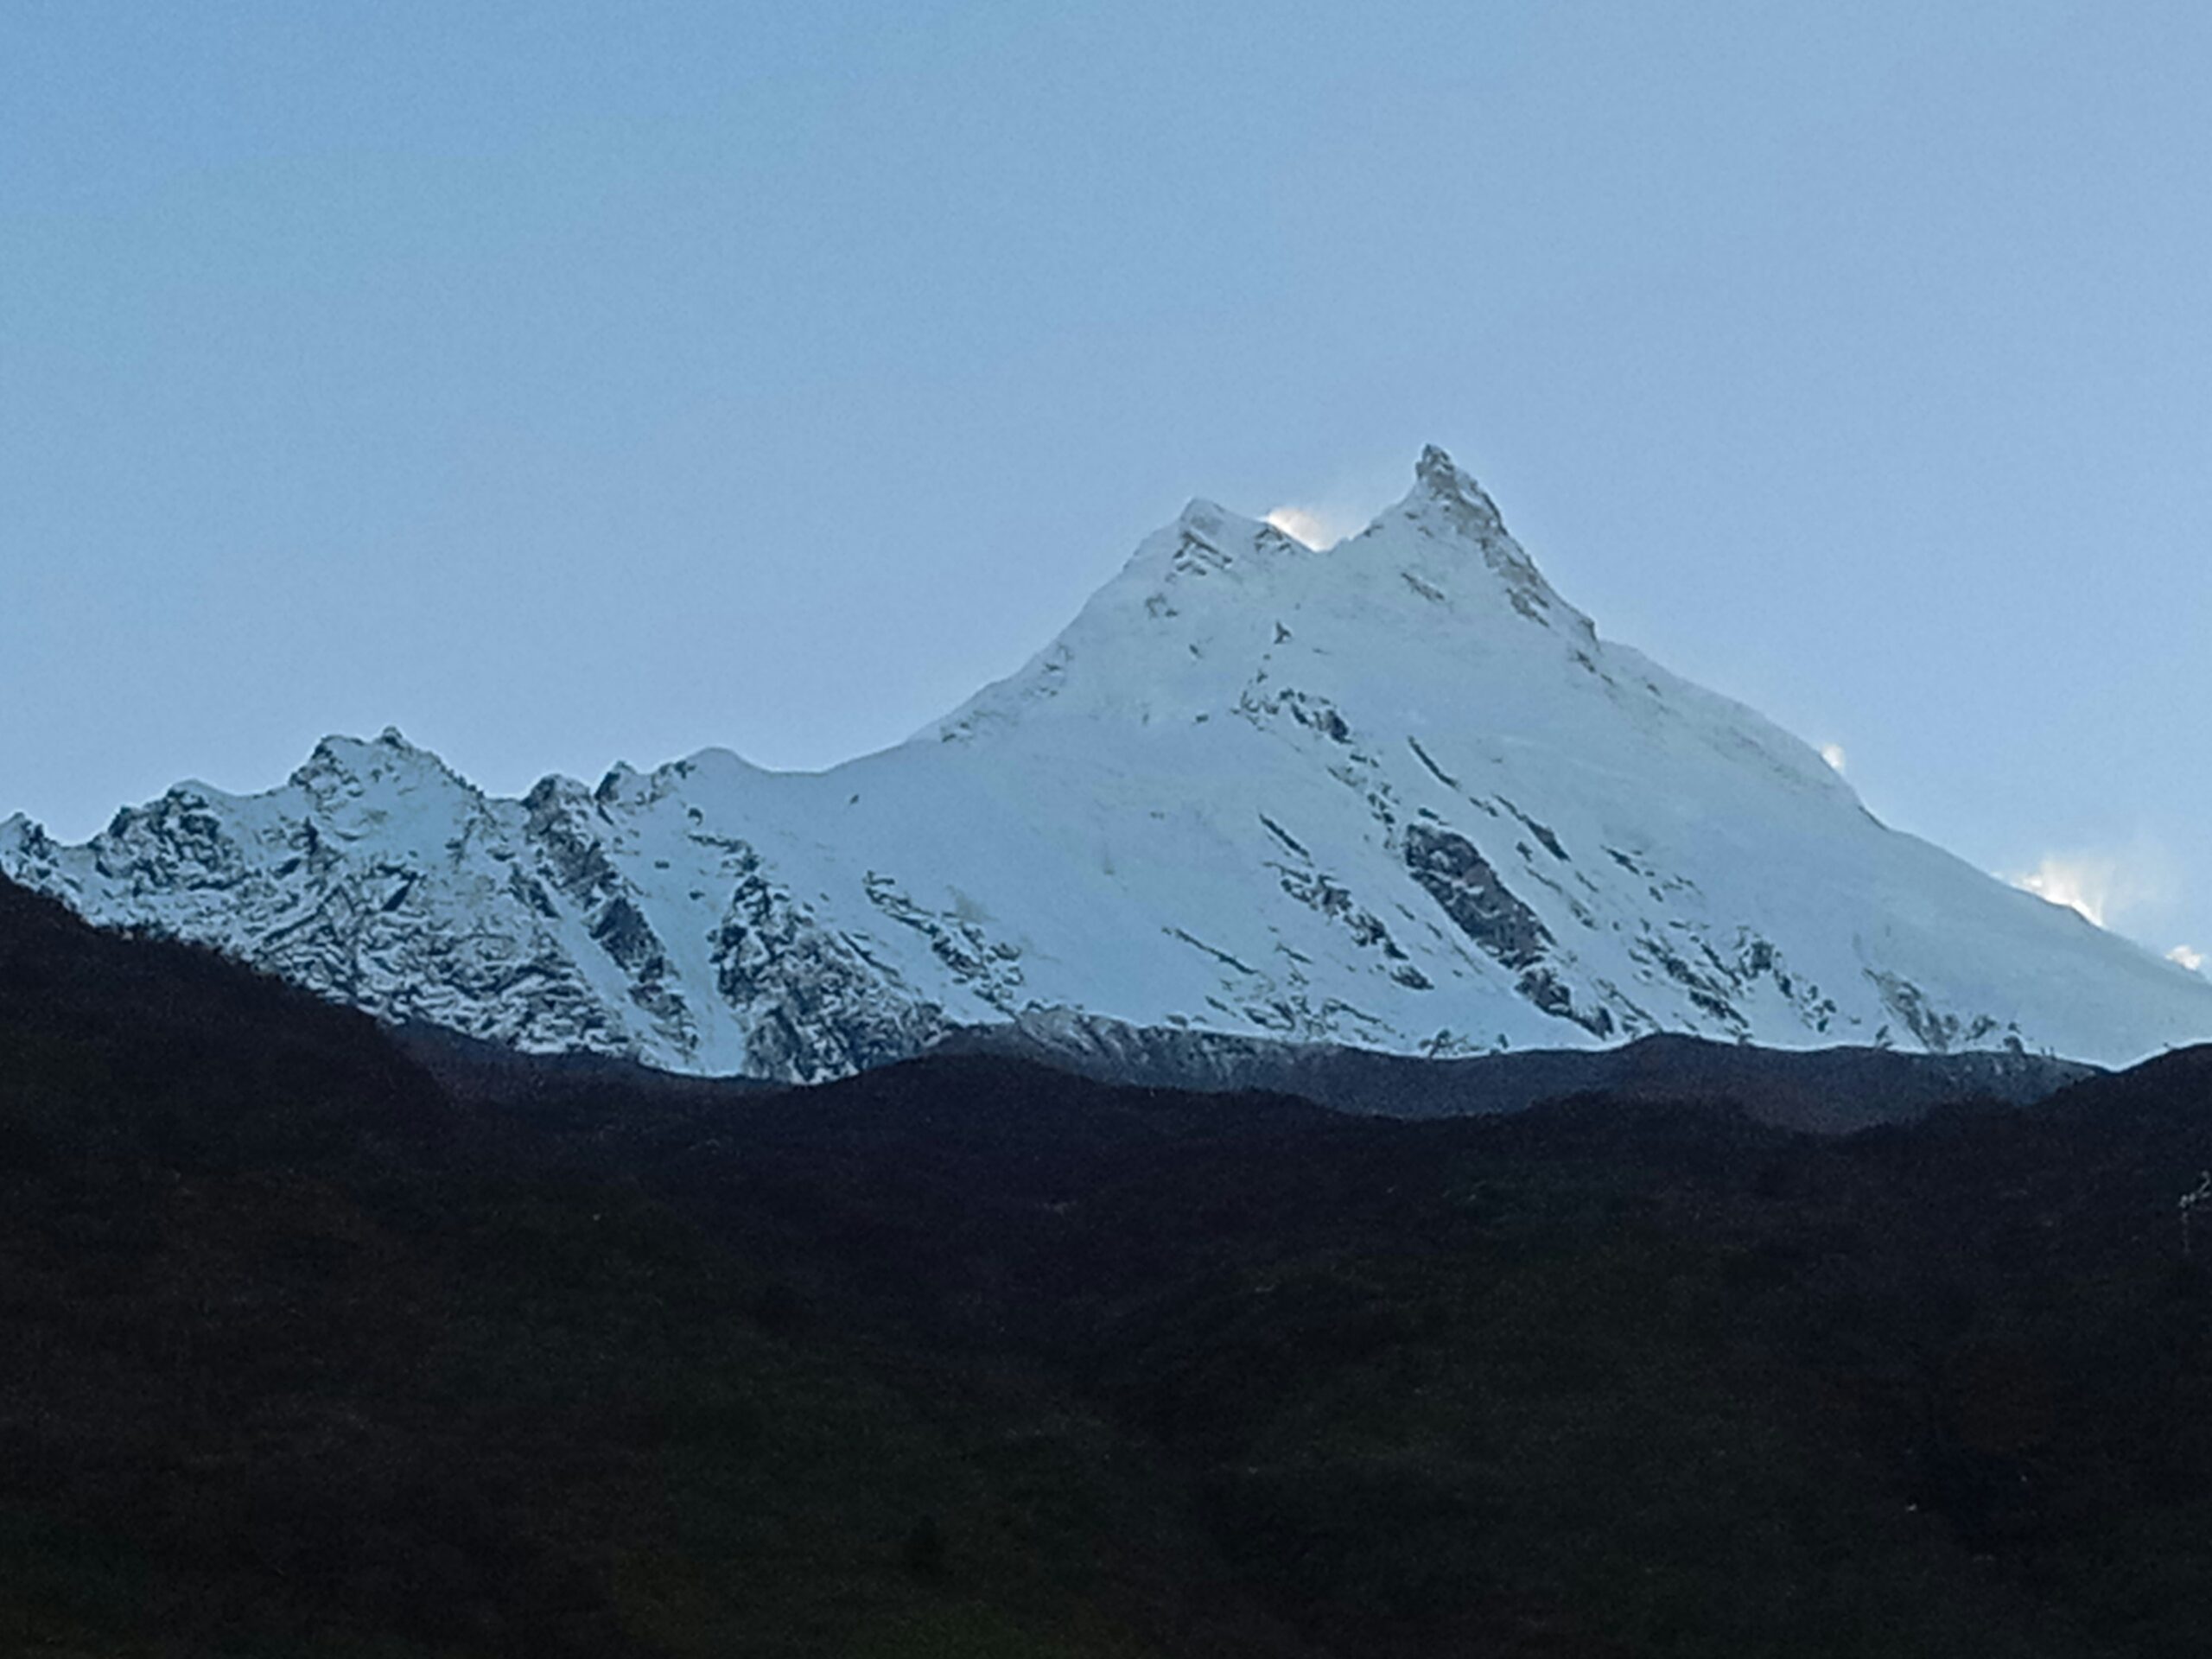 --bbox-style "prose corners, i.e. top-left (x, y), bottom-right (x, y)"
top-left (8, 448), bottom-right (2209, 1078)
